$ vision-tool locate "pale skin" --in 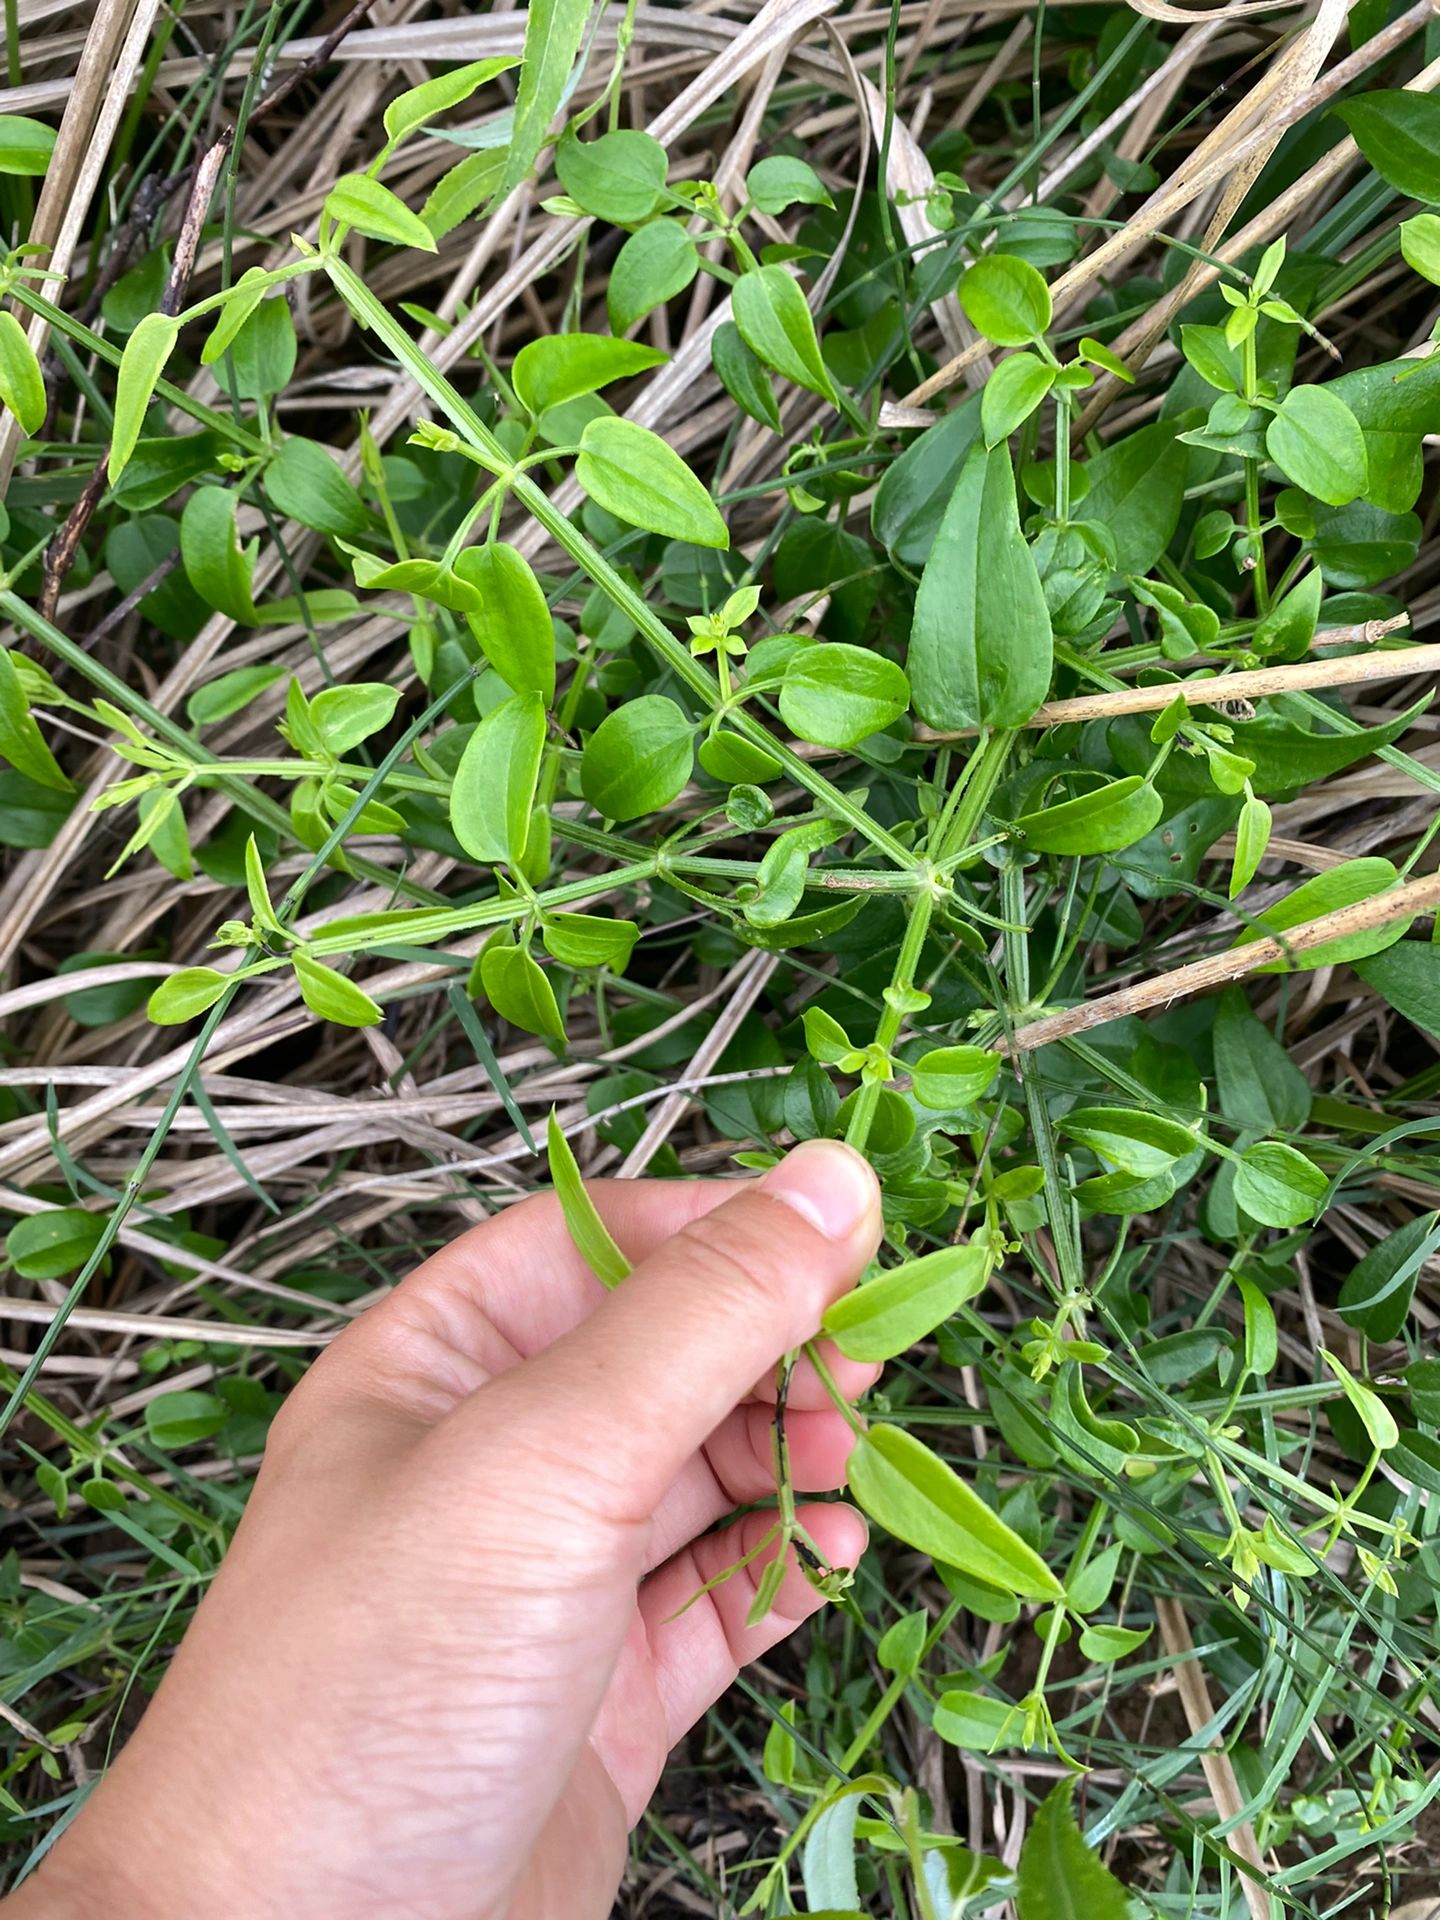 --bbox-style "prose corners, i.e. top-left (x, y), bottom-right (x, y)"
top-left (5, 1138), bottom-right (883, 1920)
